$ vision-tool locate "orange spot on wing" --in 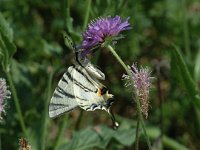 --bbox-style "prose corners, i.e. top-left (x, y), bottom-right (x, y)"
top-left (97, 88), bottom-right (102, 96)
